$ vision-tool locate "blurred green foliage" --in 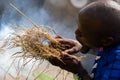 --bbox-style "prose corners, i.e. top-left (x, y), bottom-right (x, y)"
top-left (33, 72), bottom-right (54, 80)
